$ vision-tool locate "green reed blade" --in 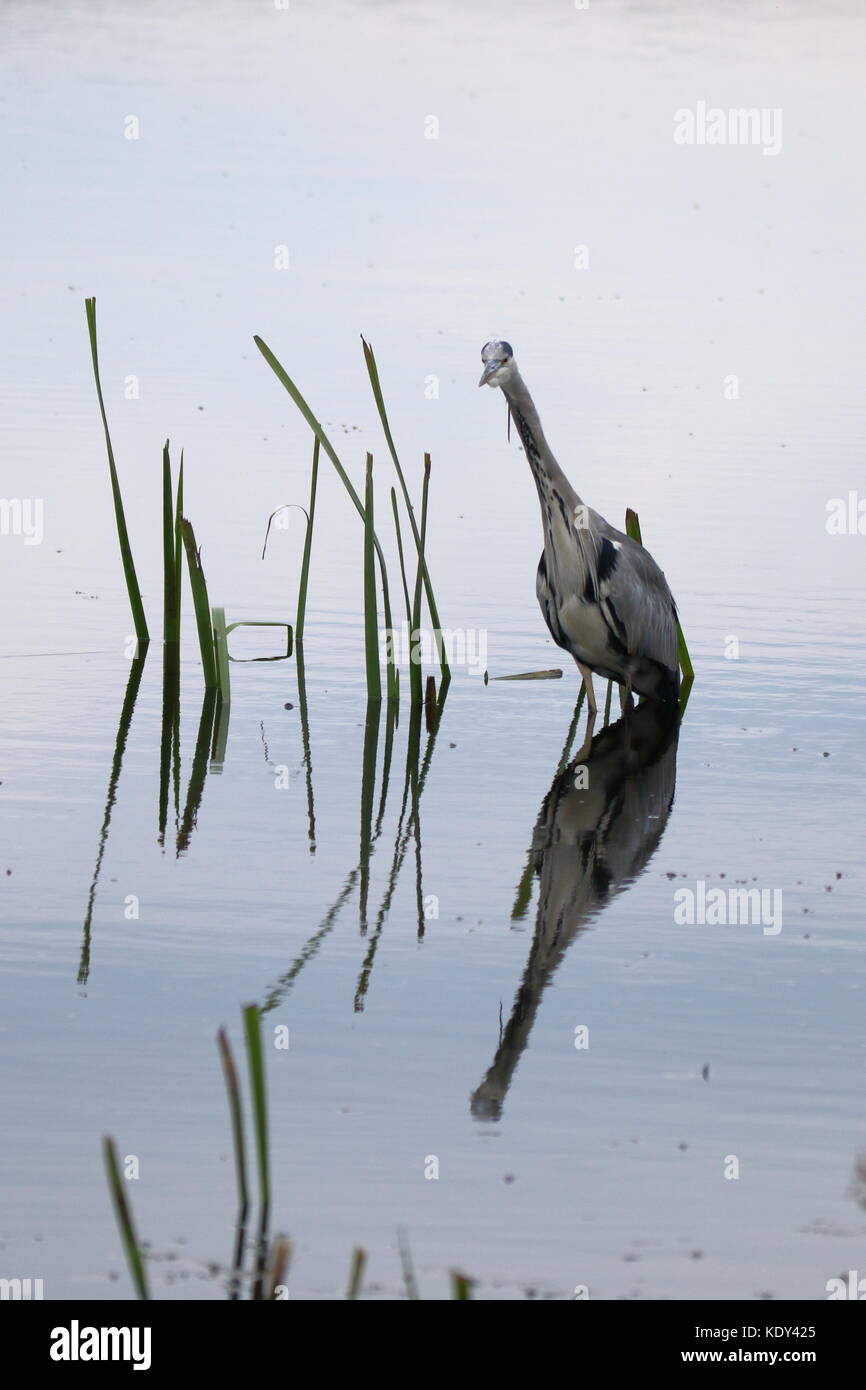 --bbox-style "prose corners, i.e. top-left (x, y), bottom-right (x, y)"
top-left (511, 849), bottom-right (536, 922)
top-left (363, 455), bottom-right (382, 702)
top-left (102, 1136), bottom-right (149, 1300)
top-left (211, 695), bottom-right (230, 767)
top-left (295, 642), bottom-right (317, 854)
top-left (262, 504), bottom-right (308, 561)
top-left (451, 1271), bottom-right (474, 1300)
top-left (359, 699), bottom-right (381, 932)
top-left (180, 519), bottom-right (218, 688)
top-left (217, 1026), bottom-right (249, 1216)
top-left (224, 620), bottom-right (292, 664)
top-left (361, 338), bottom-right (450, 687)
top-left (624, 507), bottom-right (643, 545)
top-left (676, 621), bottom-right (694, 685)
top-left (254, 336), bottom-right (397, 701)
top-left (212, 606), bottom-right (231, 704)
top-left (513, 688), bottom-right (587, 921)
top-left (242, 1004), bottom-right (269, 1214)
top-left (159, 645), bottom-right (179, 845)
top-left (79, 653), bottom-right (147, 985)
top-left (84, 298), bottom-right (149, 650)
top-left (556, 685), bottom-right (586, 774)
top-left (390, 486), bottom-right (412, 625)
top-left (678, 666), bottom-right (695, 718)
top-left (162, 442), bottom-right (180, 644)
top-left (409, 456), bottom-right (431, 707)
top-left (296, 437), bottom-right (319, 644)
top-left (353, 697), bottom-right (421, 1012)
top-left (374, 692), bottom-right (398, 840)
top-left (175, 451), bottom-right (183, 633)
top-left (177, 688), bottom-right (217, 856)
